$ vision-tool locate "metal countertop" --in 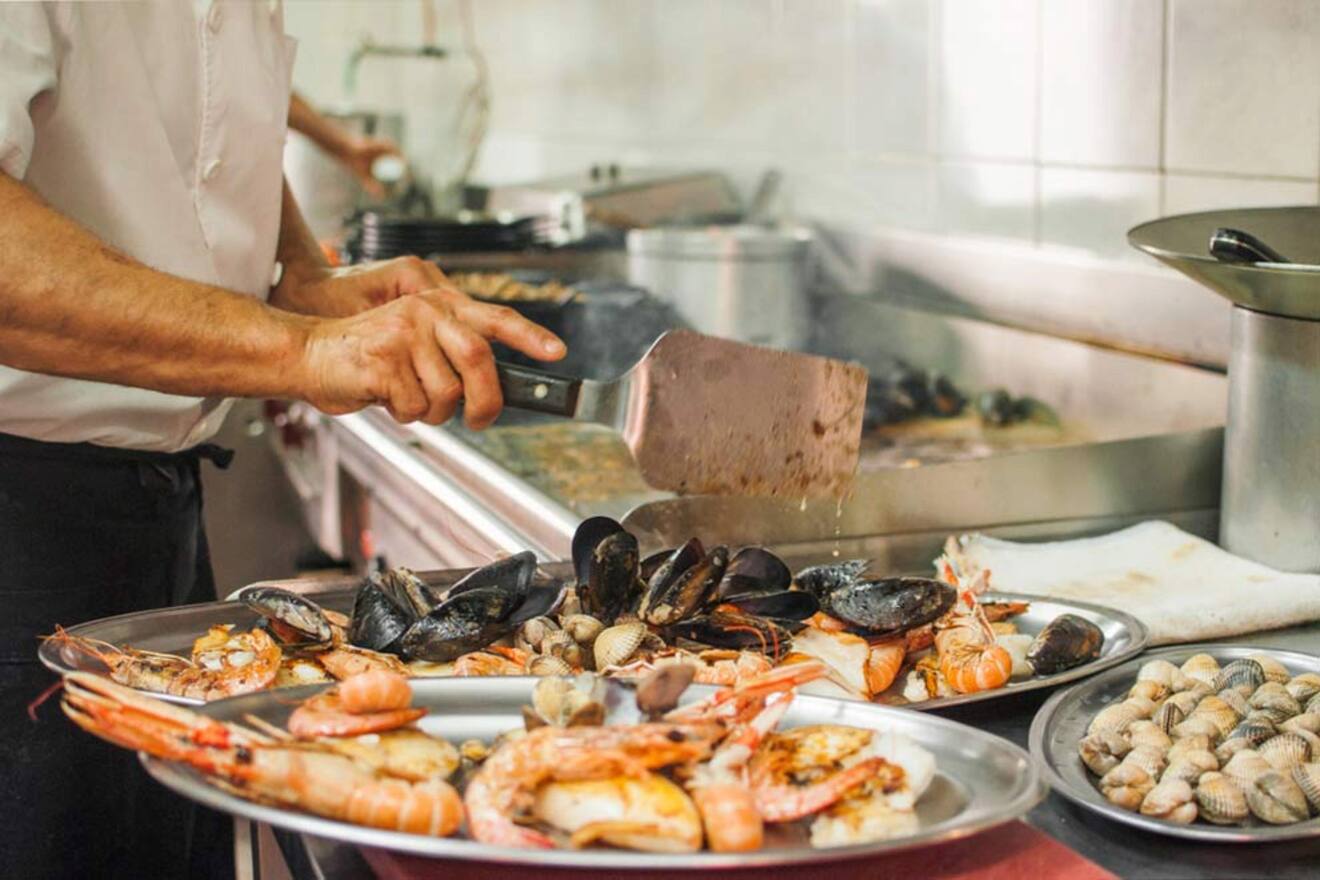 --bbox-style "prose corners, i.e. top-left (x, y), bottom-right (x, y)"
top-left (265, 620), bottom-right (1320, 880)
